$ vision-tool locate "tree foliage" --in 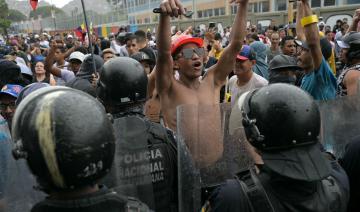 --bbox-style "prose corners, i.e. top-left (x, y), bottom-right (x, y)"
top-left (0, 0), bottom-right (9, 19)
top-left (8, 9), bottom-right (27, 22)
top-left (29, 6), bottom-right (65, 19)
top-left (0, 0), bottom-right (11, 33)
